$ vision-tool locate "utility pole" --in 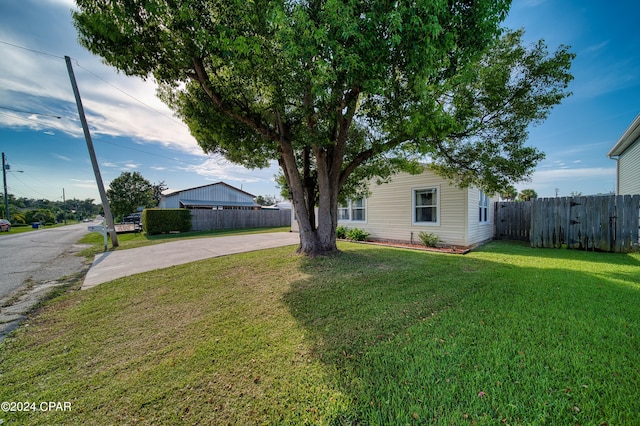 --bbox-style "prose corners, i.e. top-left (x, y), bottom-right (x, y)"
top-left (62, 188), bottom-right (67, 225)
top-left (2, 152), bottom-right (8, 220)
top-left (65, 56), bottom-right (119, 247)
